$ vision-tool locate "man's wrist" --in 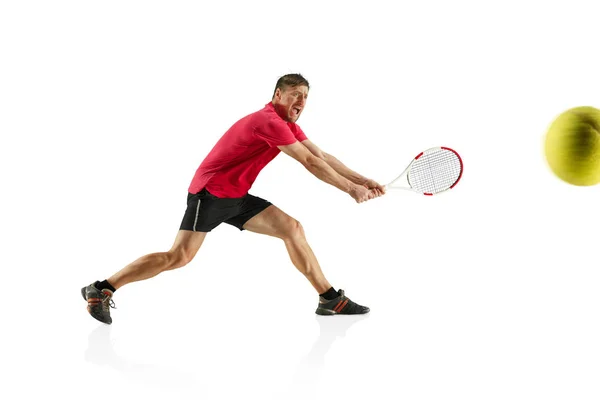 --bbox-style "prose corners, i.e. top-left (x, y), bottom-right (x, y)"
top-left (346, 181), bottom-right (357, 194)
top-left (355, 177), bottom-right (368, 185)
